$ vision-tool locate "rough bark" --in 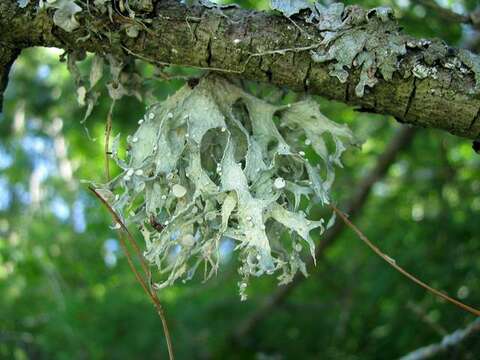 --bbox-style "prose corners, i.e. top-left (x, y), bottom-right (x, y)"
top-left (1, 1), bottom-right (480, 139)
